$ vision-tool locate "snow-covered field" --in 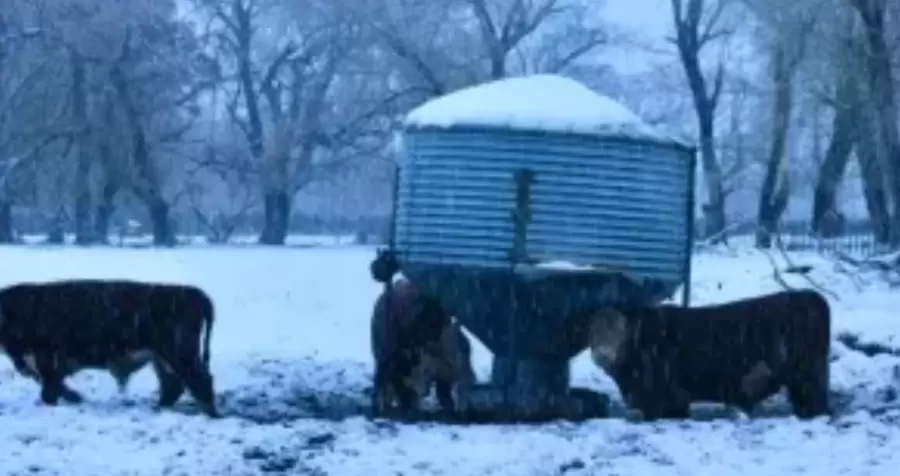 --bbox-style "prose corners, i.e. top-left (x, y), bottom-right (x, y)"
top-left (0, 243), bottom-right (898, 475)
